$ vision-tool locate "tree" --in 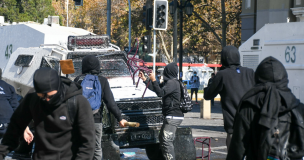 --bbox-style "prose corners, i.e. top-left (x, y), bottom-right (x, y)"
top-left (186, 0), bottom-right (242, 63)
top-left (0, 0), bottom-right (54, 23)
